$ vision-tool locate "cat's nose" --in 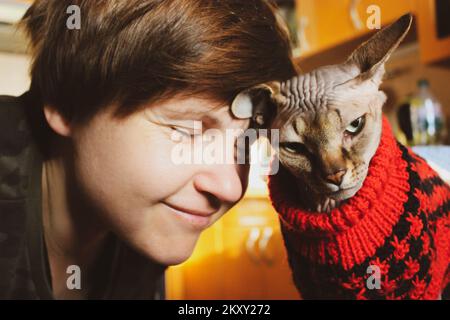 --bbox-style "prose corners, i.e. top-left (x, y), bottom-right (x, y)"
top-left (325, 169), bottom-right (346, 186)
